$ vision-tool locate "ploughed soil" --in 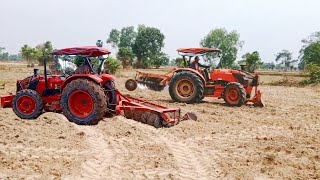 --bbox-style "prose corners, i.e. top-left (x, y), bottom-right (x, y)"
top-left (0, 63), bottom-right (319, 179)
